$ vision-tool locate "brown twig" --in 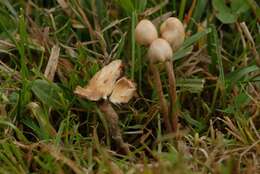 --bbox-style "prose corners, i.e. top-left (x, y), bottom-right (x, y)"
top-left (150, 63), bottom-right (172, 132)
top-left (165, 61), bottom-right (178, 132)
top-left (98, 100), bottom-right (130, 155)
